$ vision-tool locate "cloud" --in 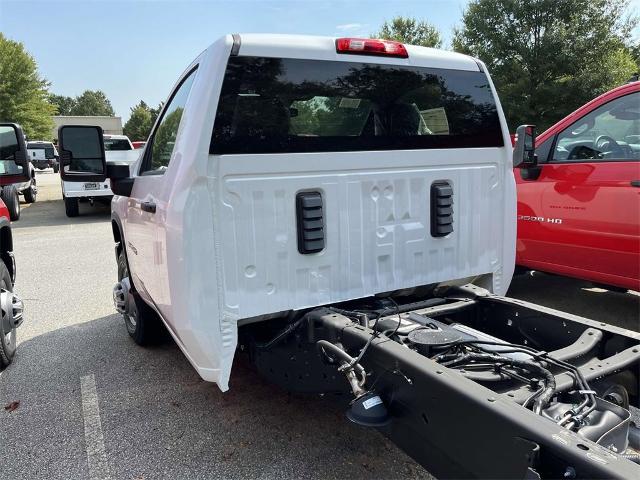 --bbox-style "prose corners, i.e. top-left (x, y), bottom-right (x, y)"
top-left (335, 23), bottom-right (366, 32)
